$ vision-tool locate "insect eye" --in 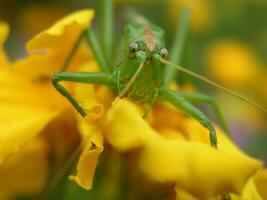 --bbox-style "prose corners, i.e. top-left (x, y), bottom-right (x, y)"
top-left (160, 48), bottom-right (168, 59)
top-left (128, 42), bottom-right (139, 53)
